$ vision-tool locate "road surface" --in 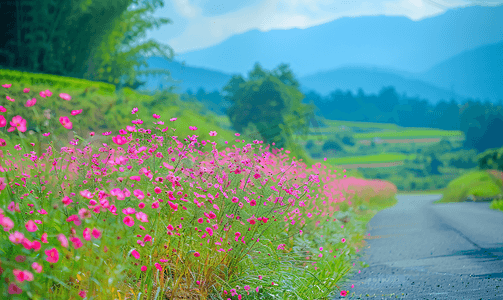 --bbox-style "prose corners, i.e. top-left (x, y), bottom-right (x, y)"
top-left (335, 194), bottom-right (503, 299)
